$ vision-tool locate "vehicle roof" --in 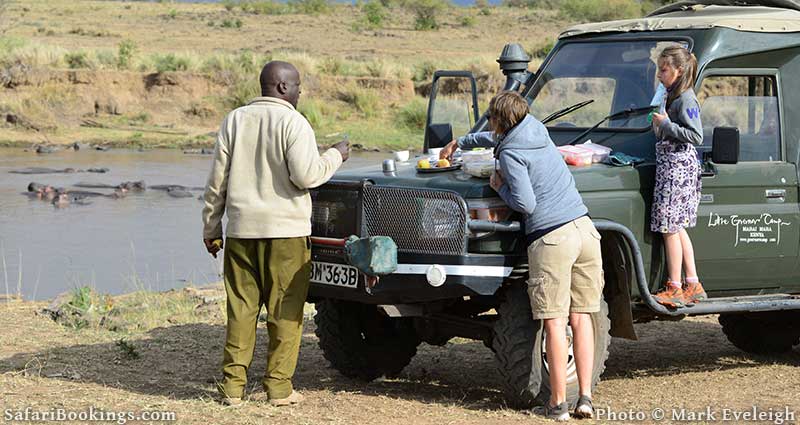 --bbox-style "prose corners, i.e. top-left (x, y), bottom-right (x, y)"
top-left (559, 5), bottom-right (800, 39)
